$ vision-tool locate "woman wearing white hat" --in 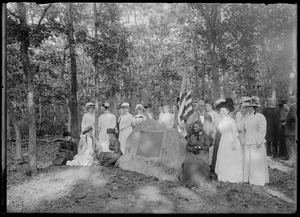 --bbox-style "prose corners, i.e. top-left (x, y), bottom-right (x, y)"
top-left (96, 102), bottom-right (116, 153)
top-left (66, 126), bottom-right (96, 166)
top-left (118, 102), bottom-right (133, 154)
top-left (81, 102), bottom-right (95, 134)
top-left (132, 104), bottom-right (148, 129)
top-left (243, 96), bottom-right (269, 186)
